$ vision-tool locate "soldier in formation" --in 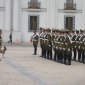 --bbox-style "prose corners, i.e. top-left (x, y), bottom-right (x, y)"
top-left (31, 28), bottom-right (85, 65)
